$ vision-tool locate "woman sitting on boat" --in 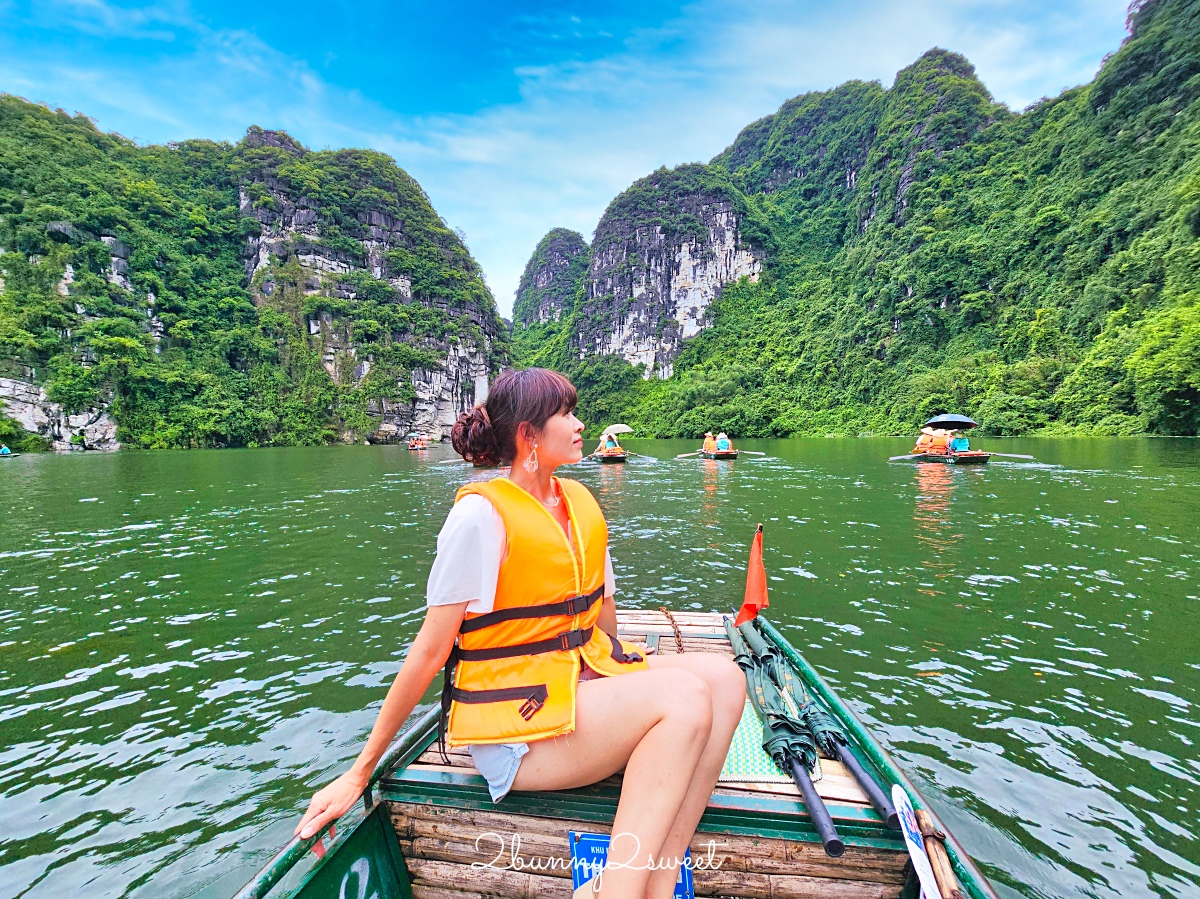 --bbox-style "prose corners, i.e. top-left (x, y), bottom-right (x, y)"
top-left (715, 432), bottom-right (733, 452)
top-left (296, 368), bottom-right (745, 899)
top-left (702, 431), bottom-right (717, 454)
top-left (595, 433), bottom-right (621, 453)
